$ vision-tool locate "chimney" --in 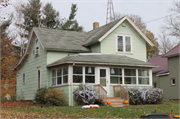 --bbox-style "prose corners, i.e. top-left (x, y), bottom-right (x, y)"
top-left (93, 22), bottom-right (99, 29)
